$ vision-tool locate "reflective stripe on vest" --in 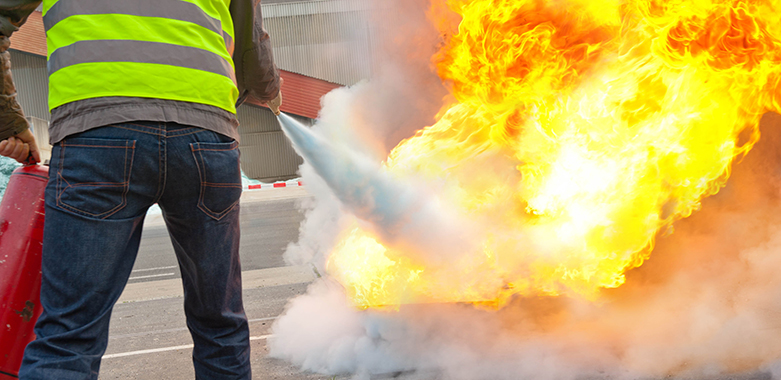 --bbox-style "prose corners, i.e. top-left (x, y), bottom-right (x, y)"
top-left (42, 0), bottom-right (238, 113)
